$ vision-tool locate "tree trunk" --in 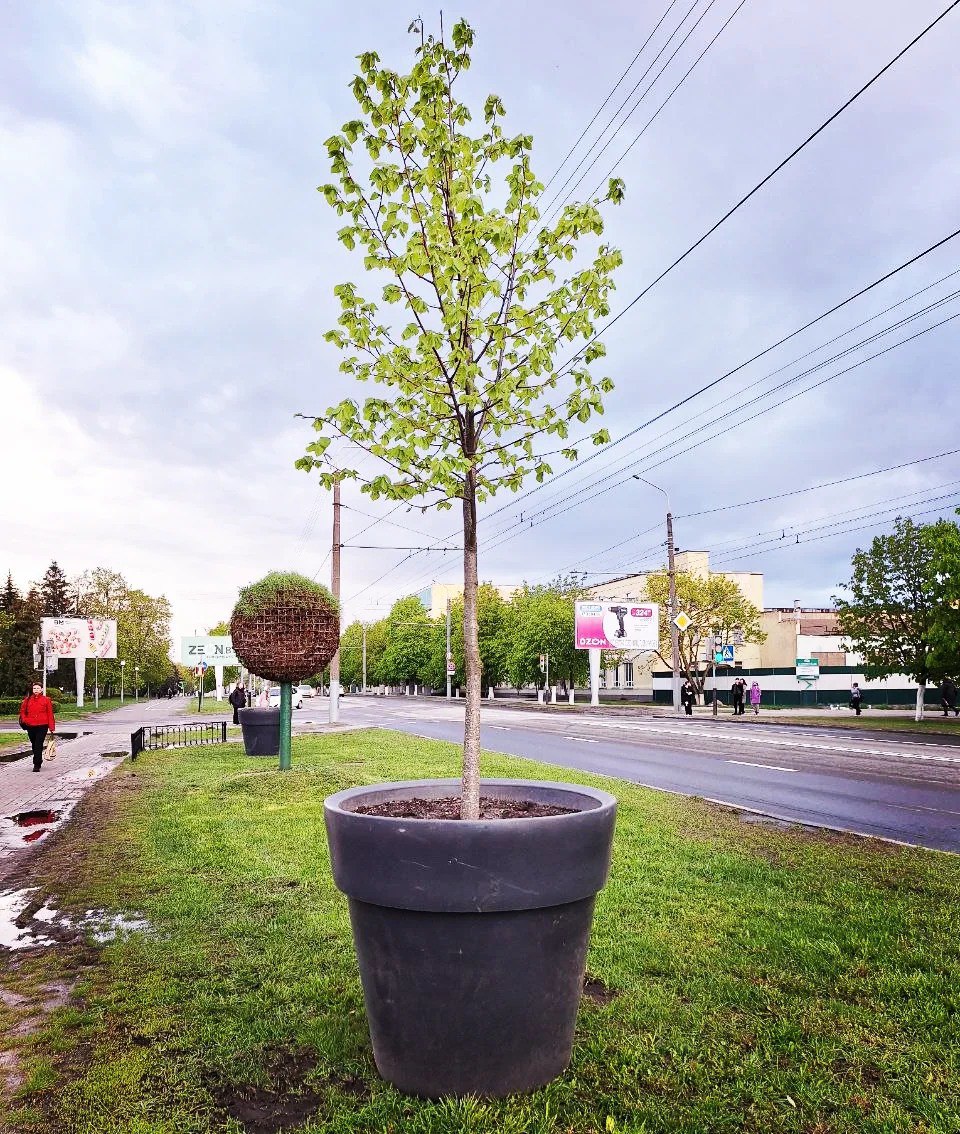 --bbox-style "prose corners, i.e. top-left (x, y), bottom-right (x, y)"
top-left (461, 469), bottom-right (482, 820)
top-left (915, 682), bottom-right (925, 722)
